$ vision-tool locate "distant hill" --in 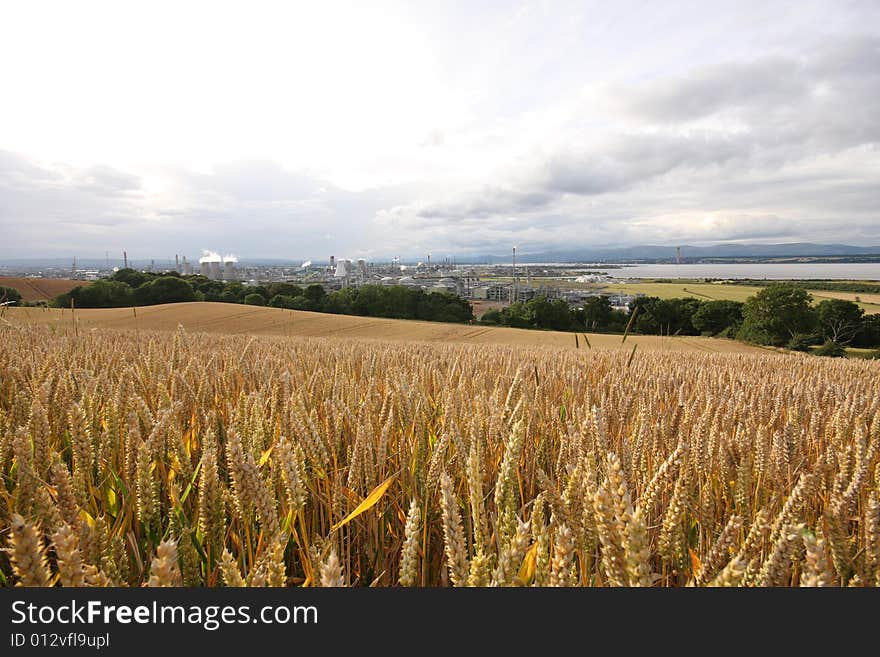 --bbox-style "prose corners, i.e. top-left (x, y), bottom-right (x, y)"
top-left (469, 243), bottom-right (880, 263)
